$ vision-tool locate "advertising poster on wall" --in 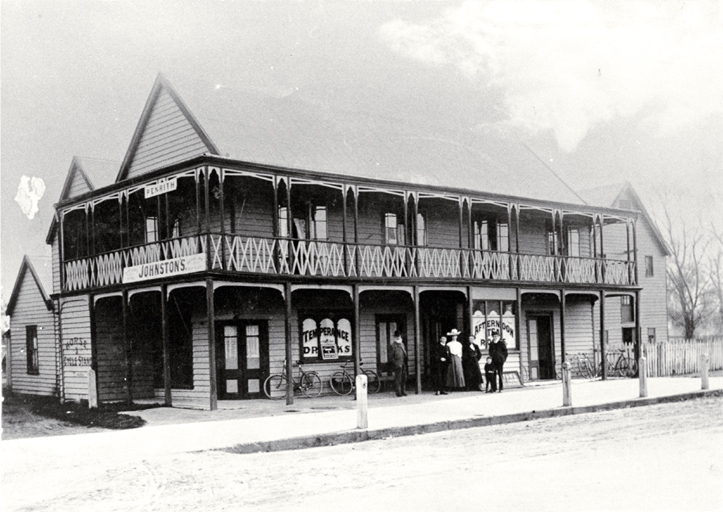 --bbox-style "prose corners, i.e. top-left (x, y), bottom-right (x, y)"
top-left (302, 318), bottom-right (318, 358)
top-left (472, 300), bottom-right (517, 351)
top-left (319, 318), bottom-right (338, 360)
top-left (336, 318), bottom-right (352, 356)
top-left (473, 310), bottom-right (487, 349)
top-left (502, 304), bottom-right (517, 349)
